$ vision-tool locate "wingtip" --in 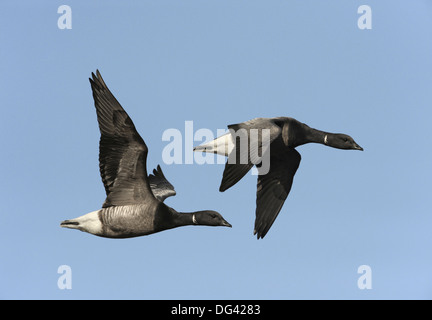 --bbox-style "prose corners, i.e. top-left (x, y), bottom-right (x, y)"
top-left (154, 164), bottom-right (166, 178)
top-left (90, 69), bottom-right (103, 83)
top-left (253, 228), bottom-right (267, 239)
top-left (219, 185), bottom-right (228, 192)
top-left (89, 72), bottom-right (98, 87)
top-left (256, 233), bottom-right (265, 240)
top-left (219, 177), bottom-right (233, 192)
top-left (96, 69), bottom-right (103, 80)
top-left (89, 69), bottom-right (109, 93)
